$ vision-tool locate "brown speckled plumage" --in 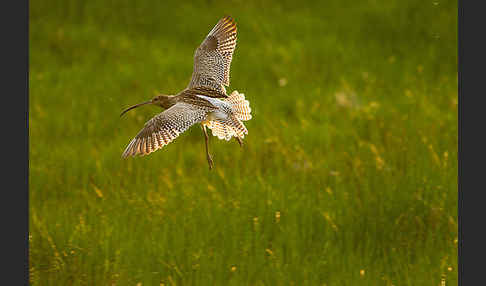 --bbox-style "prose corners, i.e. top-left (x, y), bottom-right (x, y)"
top-left (122, 101), bottom-right (214, 158)
top-left (121, 16), bottom-right (251, 169)
top-left (188, 16), bottom-right (237, 94)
